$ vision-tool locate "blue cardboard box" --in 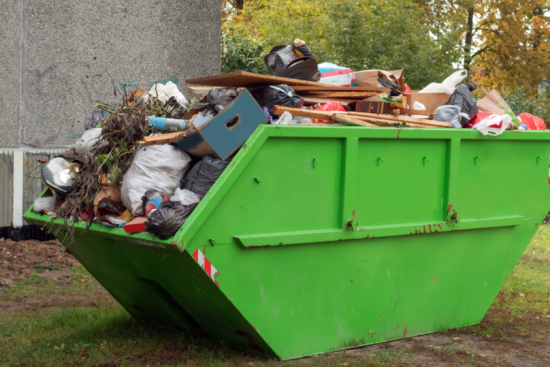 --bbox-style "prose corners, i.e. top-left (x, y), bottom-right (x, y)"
top-left (172, 89), bottom-right (268, 160)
